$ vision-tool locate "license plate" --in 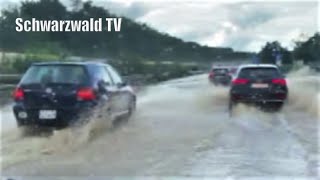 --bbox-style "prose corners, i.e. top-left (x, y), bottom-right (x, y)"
top-left (39, 110), bottom-right (57, 119)
top-left (251, 83), bottom-right (269, 88)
